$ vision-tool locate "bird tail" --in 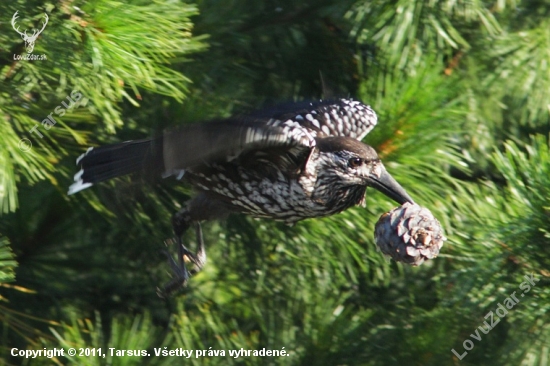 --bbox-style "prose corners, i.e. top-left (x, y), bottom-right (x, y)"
top-left (68, 138), bottom-right (164, 195)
